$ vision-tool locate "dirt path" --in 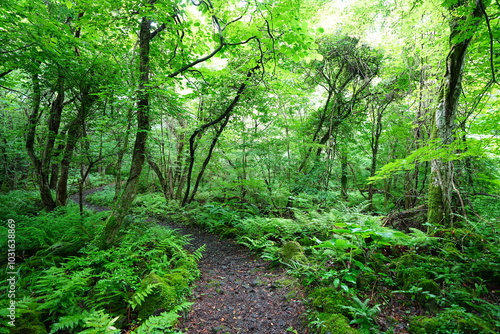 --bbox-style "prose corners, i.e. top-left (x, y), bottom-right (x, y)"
top-left (161, 221), bottom-right (307, 334)
top-left (73, 189), bottom-right (308, 333)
